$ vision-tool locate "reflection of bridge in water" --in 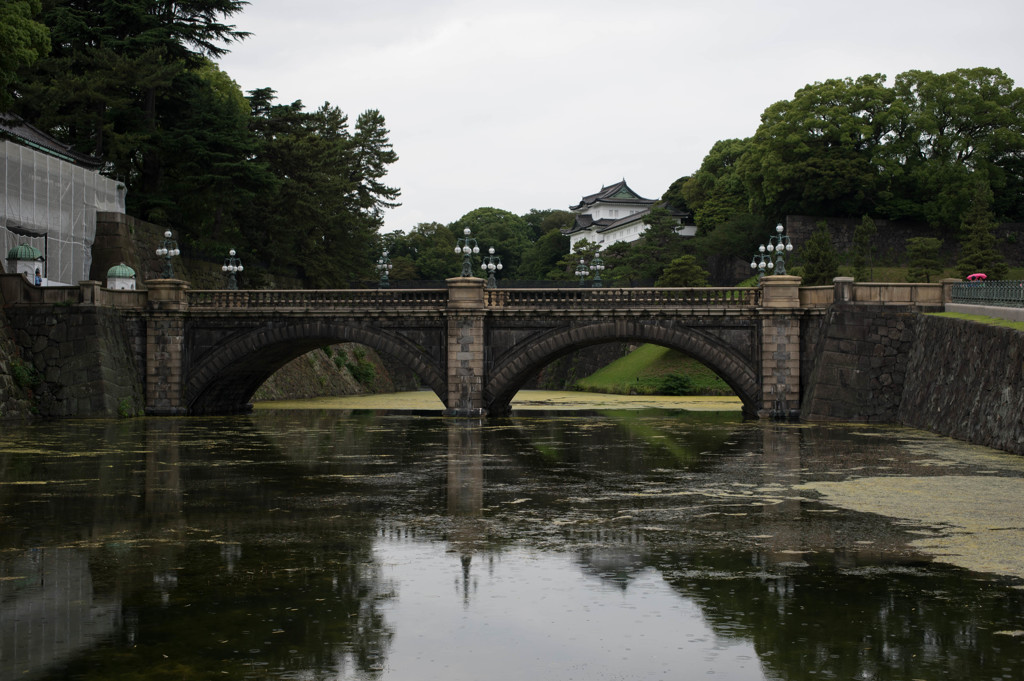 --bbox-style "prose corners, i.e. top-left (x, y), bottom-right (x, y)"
top-left (2, 415), bottom-right (1010, 681)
